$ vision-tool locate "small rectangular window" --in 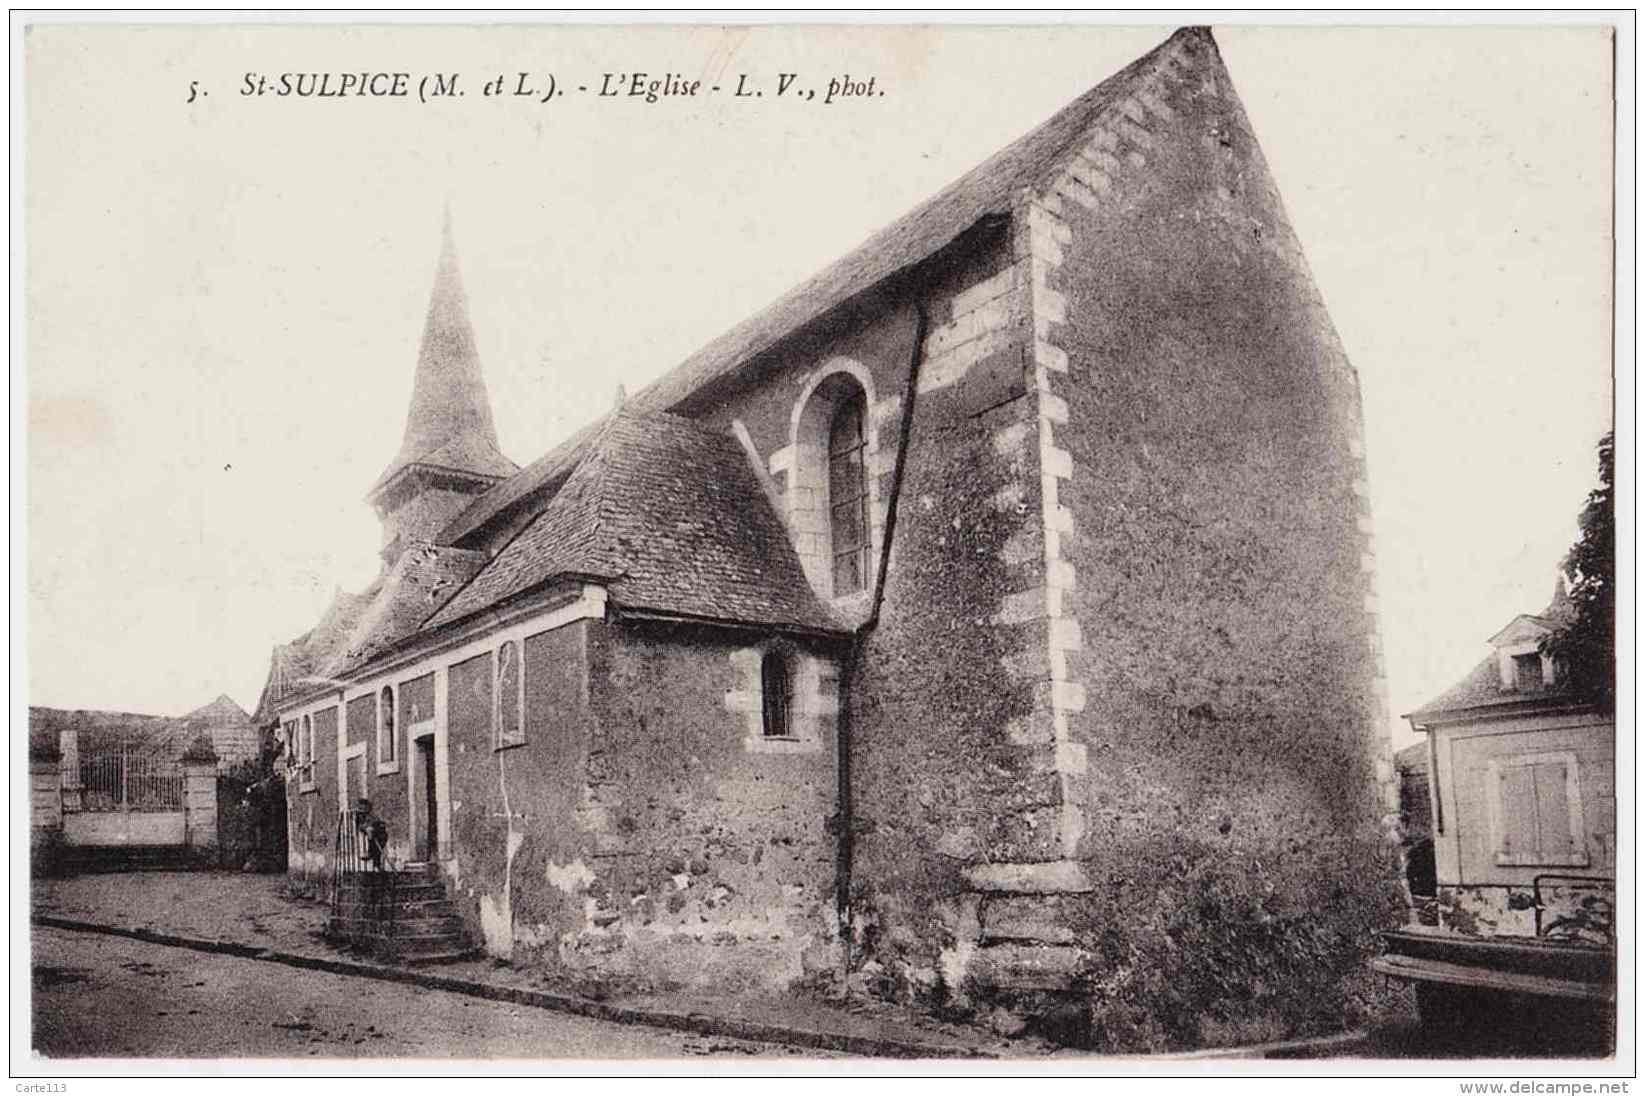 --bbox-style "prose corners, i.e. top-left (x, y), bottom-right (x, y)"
top-left (761, 652), bottom-right (792, 738)
top-left (1513, 653), bottom-right (1545, 691)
